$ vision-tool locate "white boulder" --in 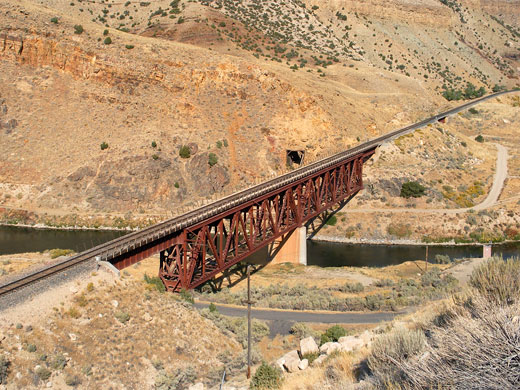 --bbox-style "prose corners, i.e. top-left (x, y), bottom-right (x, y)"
top-left (319, 342), bottom-right (341, 355)
top-left (338, 336), bottom-right (364, 352)
top-left (300, 336), bottom-right (319, 356)
top-left (282, 350), bottom-right (301, 373)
